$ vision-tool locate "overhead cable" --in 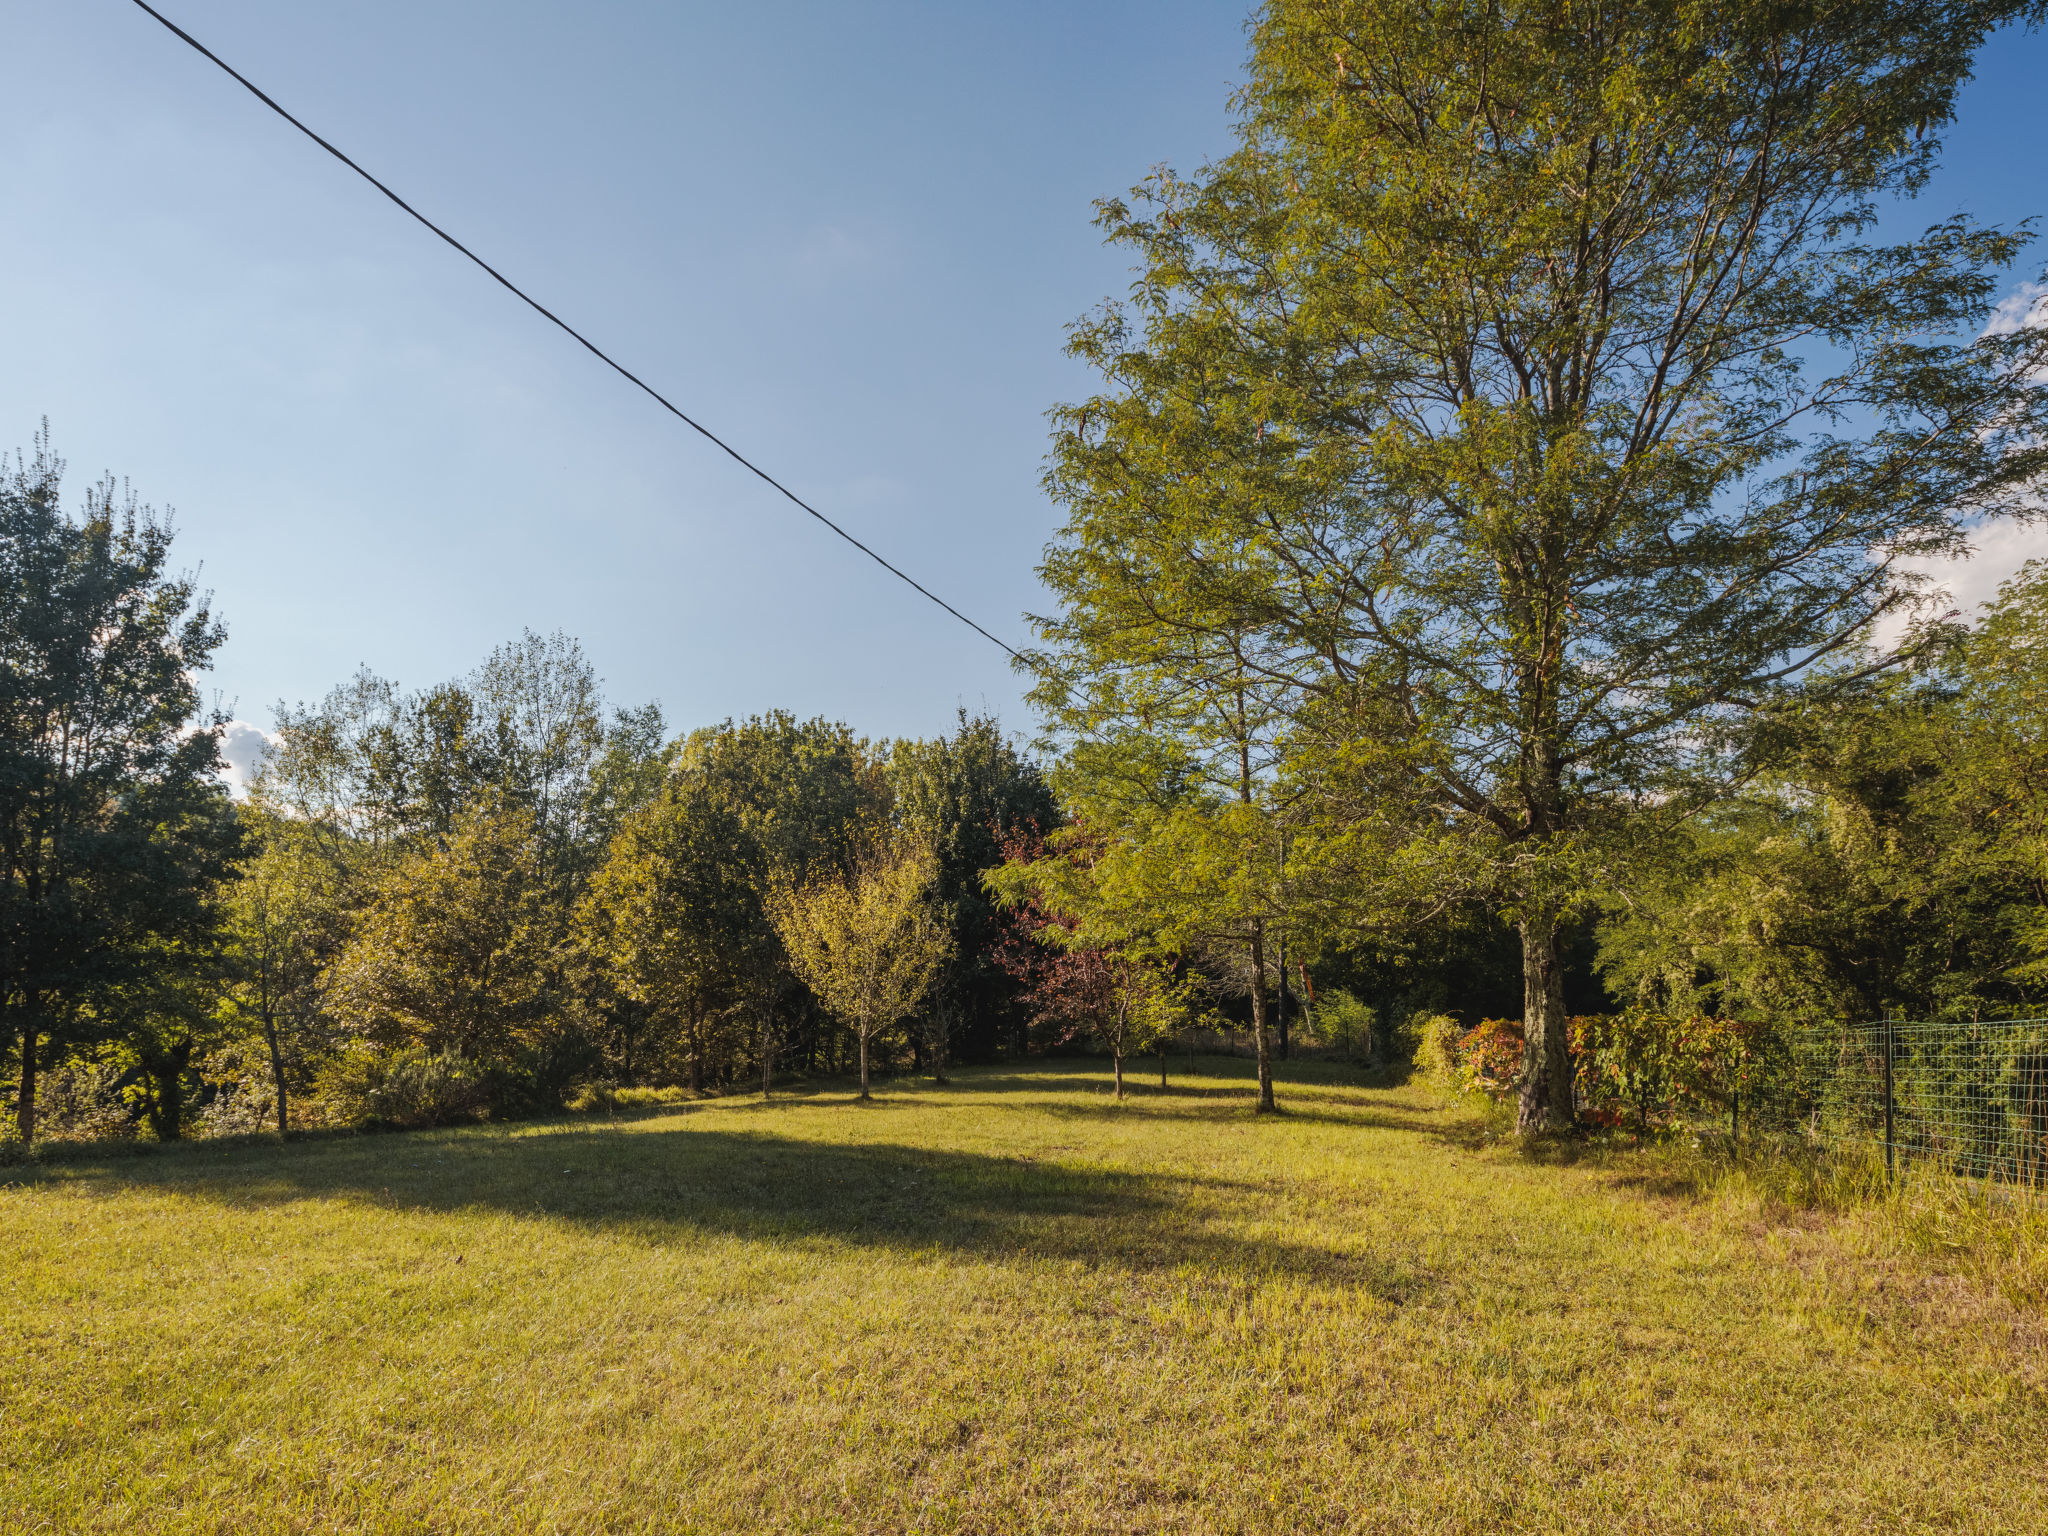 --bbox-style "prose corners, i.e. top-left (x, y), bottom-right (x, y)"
top-left (125, 0), bottom-right (1019, 658)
